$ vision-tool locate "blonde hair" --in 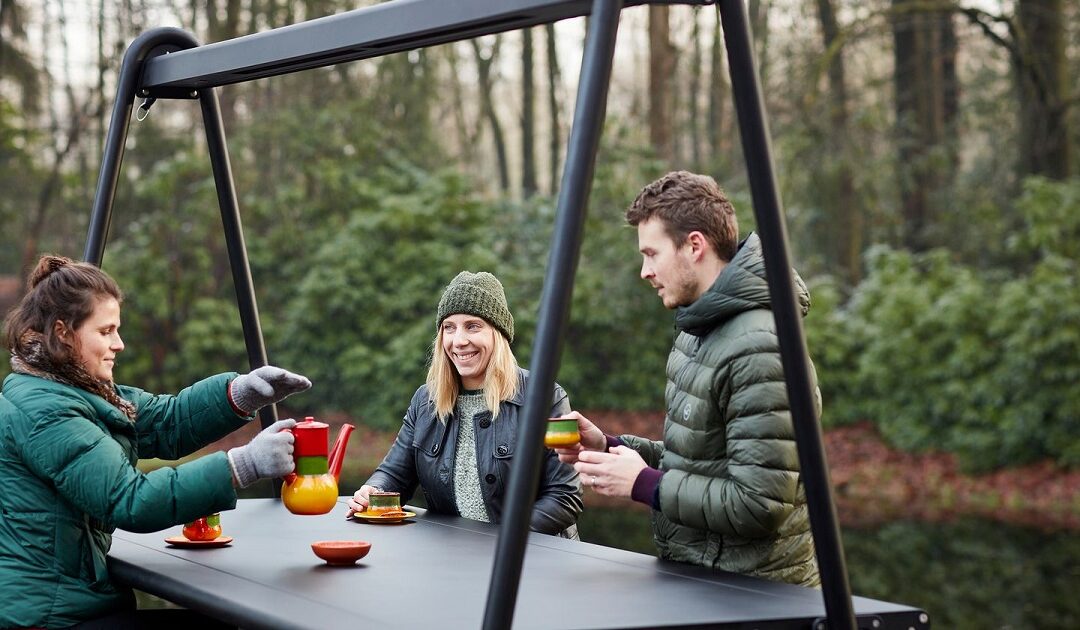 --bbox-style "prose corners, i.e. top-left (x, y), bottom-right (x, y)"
top-left (426, 323), bottom-right (519, 421)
